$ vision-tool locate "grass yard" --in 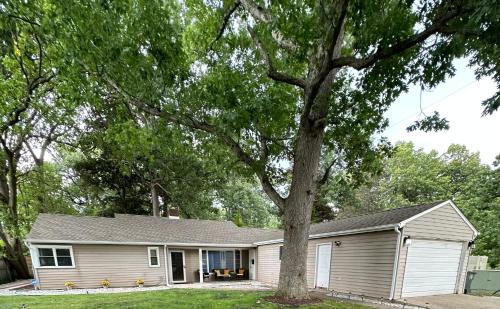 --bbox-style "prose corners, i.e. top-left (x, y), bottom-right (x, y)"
top-left (0, 289), bottom-right (376, 309)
